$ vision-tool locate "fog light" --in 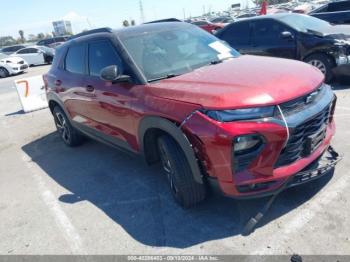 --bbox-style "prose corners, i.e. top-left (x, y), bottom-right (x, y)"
top-left (233, 134), bottom-right (265, 173)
